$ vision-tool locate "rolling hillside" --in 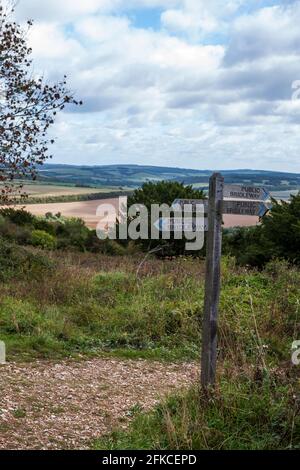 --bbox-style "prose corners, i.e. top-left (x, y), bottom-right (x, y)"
top-left (37, 164), bottom-right (300, 194)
